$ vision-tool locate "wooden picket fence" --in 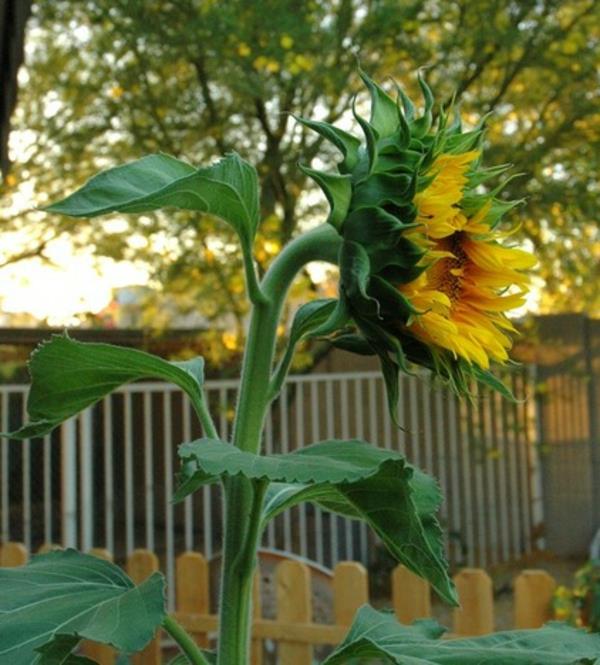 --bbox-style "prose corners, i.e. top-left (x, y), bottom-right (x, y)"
top-left (0, 542), bottom-right (558, 665)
